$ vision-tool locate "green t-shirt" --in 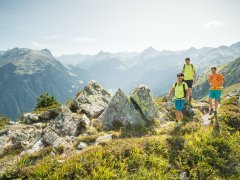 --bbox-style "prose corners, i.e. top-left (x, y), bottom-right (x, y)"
top-left (172, 82), bottom-right (188, 99)
top-left (182, 64), bottom-right (196, 80)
